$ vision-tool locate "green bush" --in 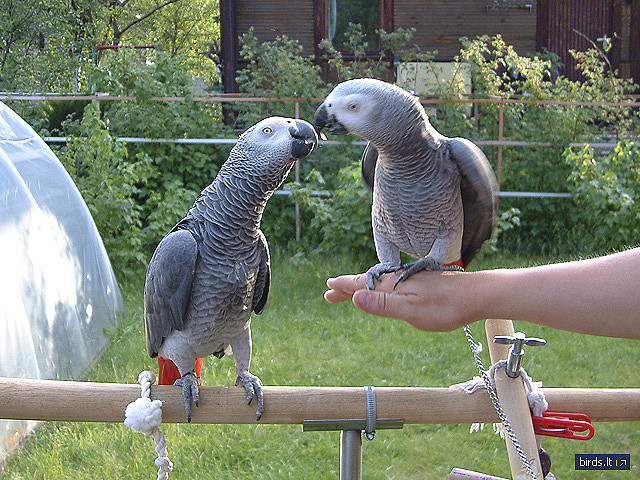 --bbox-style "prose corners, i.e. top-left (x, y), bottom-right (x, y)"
top-left (238, 29), bottom-right (640, 259)
top-left (58, 103), bottom-right (198, 278)
top-left (91, 49), bottom-right (233, 194)
top-left (450, 35), bottom-right (639, 253)
top-left (565, 141), bottom-right (640, 251)
top-left (313, 162), bottom-right (376, 261)
top-left (235, 28), bottom-right (326, 127)
top-left (58, 104), bottom-right (153, 277)
top-left (35, 30), bottom-right (640, 280)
